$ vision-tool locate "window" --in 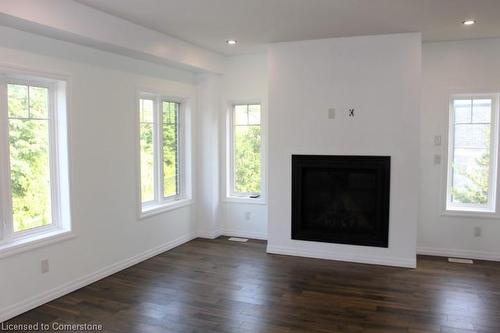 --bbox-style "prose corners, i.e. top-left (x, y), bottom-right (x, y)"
top-left (0, 72), bottom-right (70, 251)
top-left (139, 94), bottom-right (186, 214)
top-left (446, 95), bottom-right (499, 213)
top-left (229, 104), bottom-right (262, 198)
